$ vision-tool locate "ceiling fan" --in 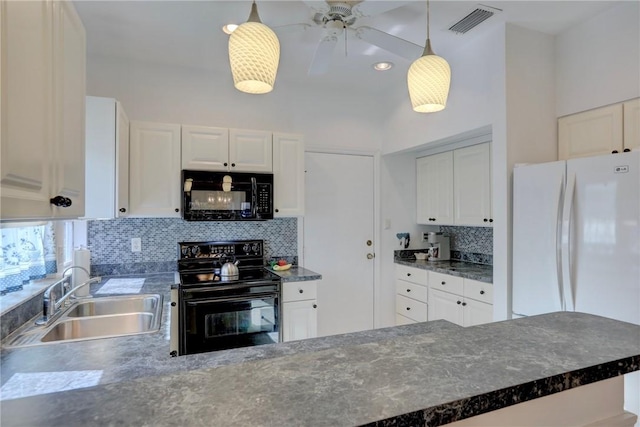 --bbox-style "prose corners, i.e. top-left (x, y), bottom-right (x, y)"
top-left (275, 0), bottom-right (425, 75)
